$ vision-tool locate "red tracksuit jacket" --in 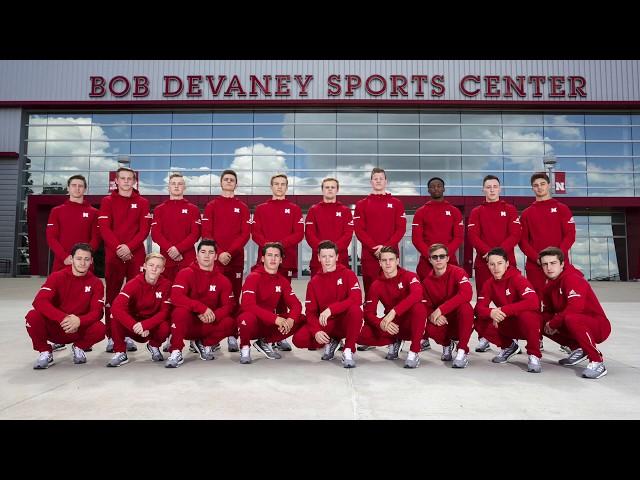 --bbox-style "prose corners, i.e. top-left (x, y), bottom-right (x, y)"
top-left (46, 200), bottom-right (100, 264)
top-left (111, 273), bottom-right (172, 331)
top-left (170, 262), bottom-right (235, 318)
top-left (542, 265), bottom-right (610, 330)
top-left (467, 200), bottom-right (521, 266)
top-left (98, 190), bottom-right (151, 255)
top-left (364, 267), bottom-right (423, 328)
top-left (32, 267), bottom-right (104, 325)
top-left (251, 199), bottom-right (304, 270)
top-left (519, 198), bottom-right (576, 264)
top-left (304, 264), bottom-right (362, 335)
top-left (151, 198), bottom-right (201, 268)
top-left (240, 265), bottom-right (302, 323)
top-left (305, 201), bottom-right (354, 264)
top-left (422, 265), bottom-right (473, 315)
top-left (354, 193), bottom-right (406, 253)
top-left (475, 266), bottom-right (539, 318)
top-left (201, 196), bottom-right (251, 268)
top-left (412, 200), bottom-right (464, 259)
